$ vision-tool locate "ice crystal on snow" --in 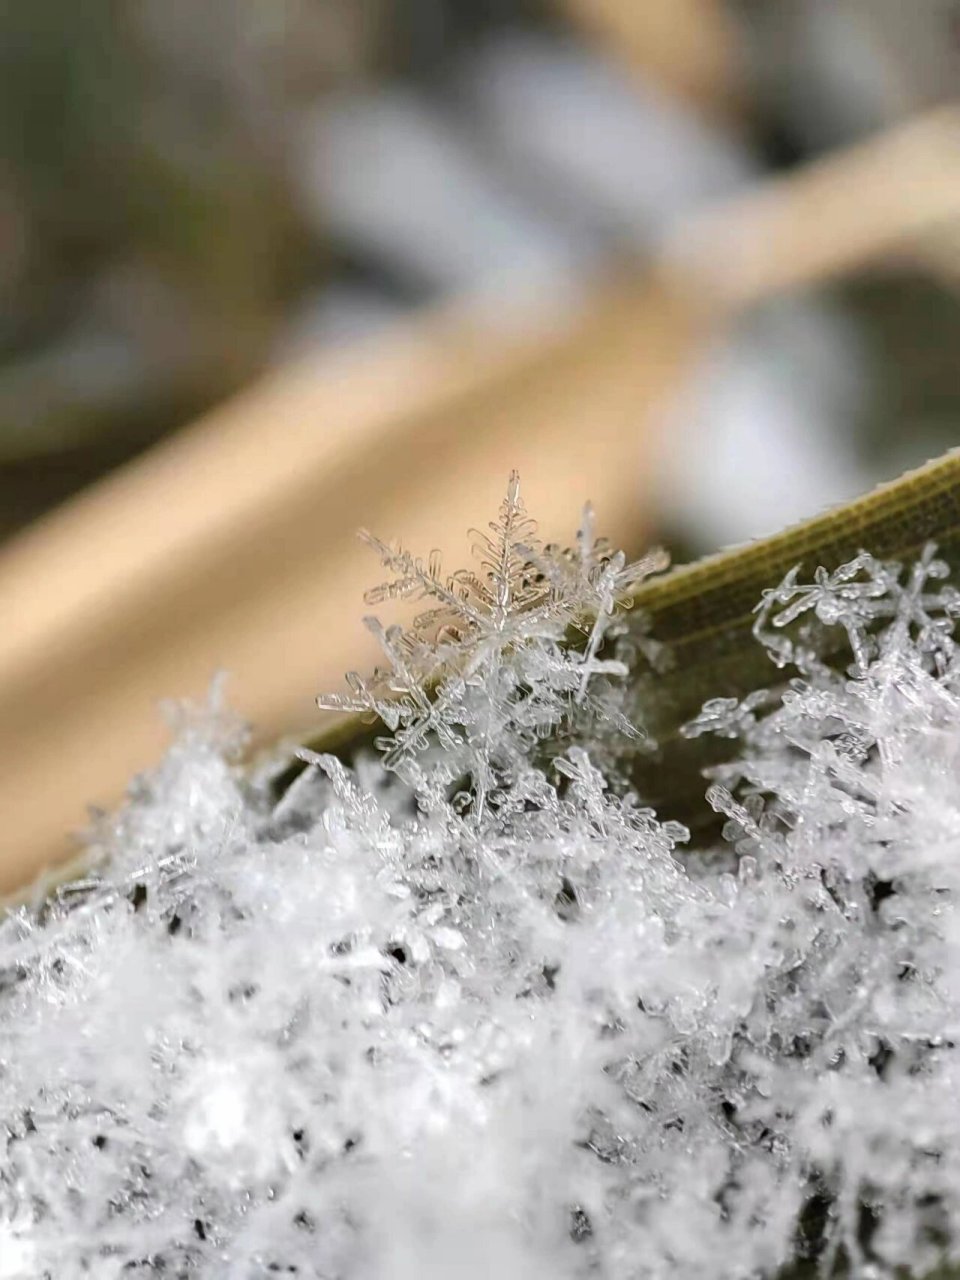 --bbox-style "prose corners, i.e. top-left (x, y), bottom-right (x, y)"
top-left (4, 482), bottom-right (960, 1278)
top-left (317, 471), bottom-right (667, 811)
